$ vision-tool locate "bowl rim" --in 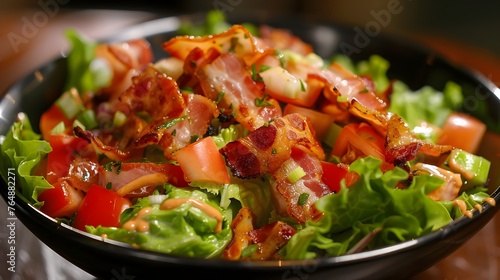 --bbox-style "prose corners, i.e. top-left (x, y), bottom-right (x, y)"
top-left (0, 12), bottom-right (499, 274)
